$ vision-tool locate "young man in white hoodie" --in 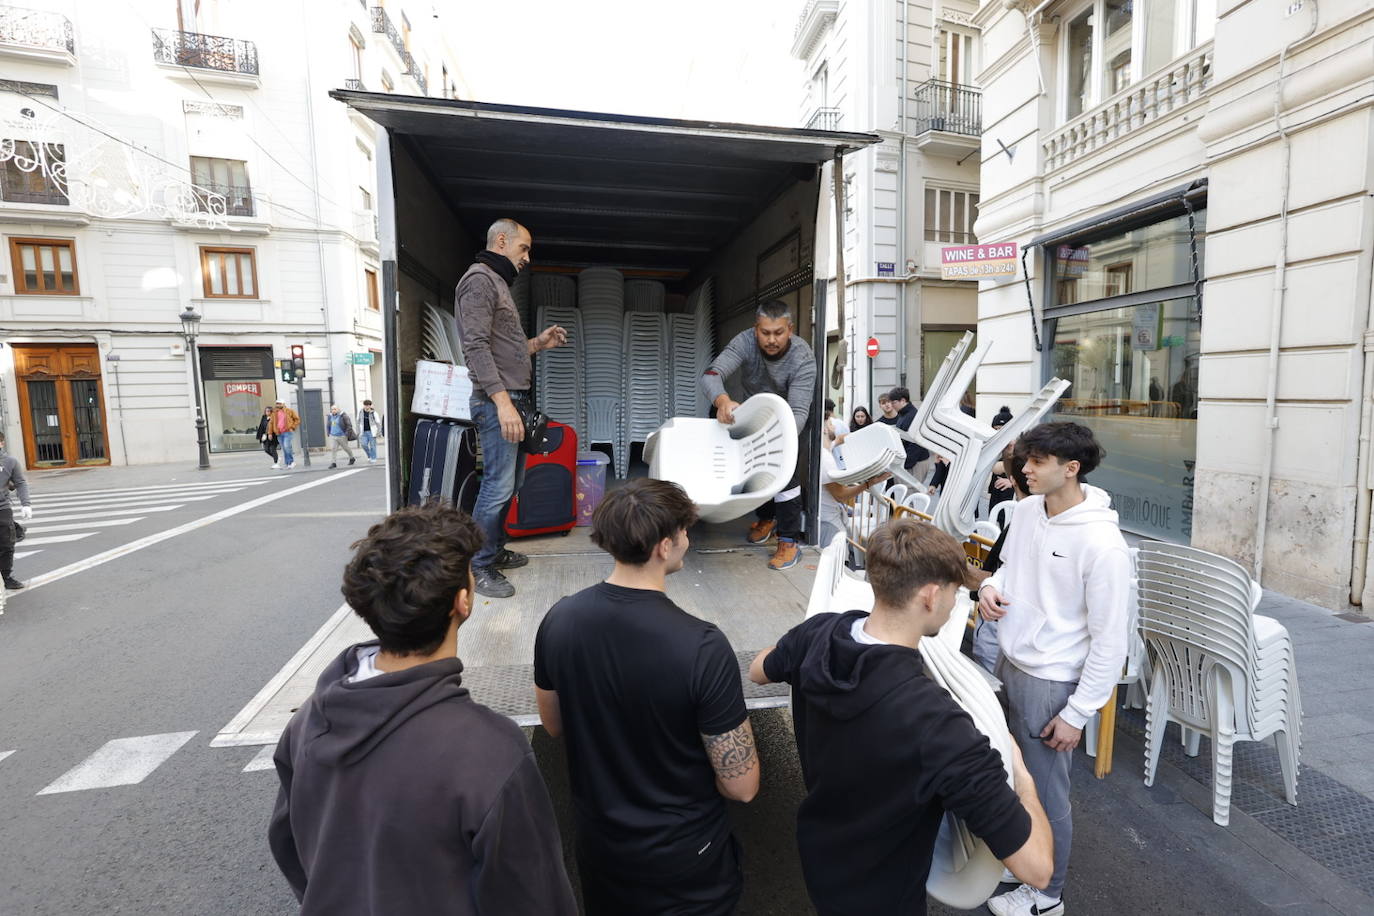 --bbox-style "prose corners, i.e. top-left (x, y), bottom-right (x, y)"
top-left (978, 422), bottom-right (1129, 916)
